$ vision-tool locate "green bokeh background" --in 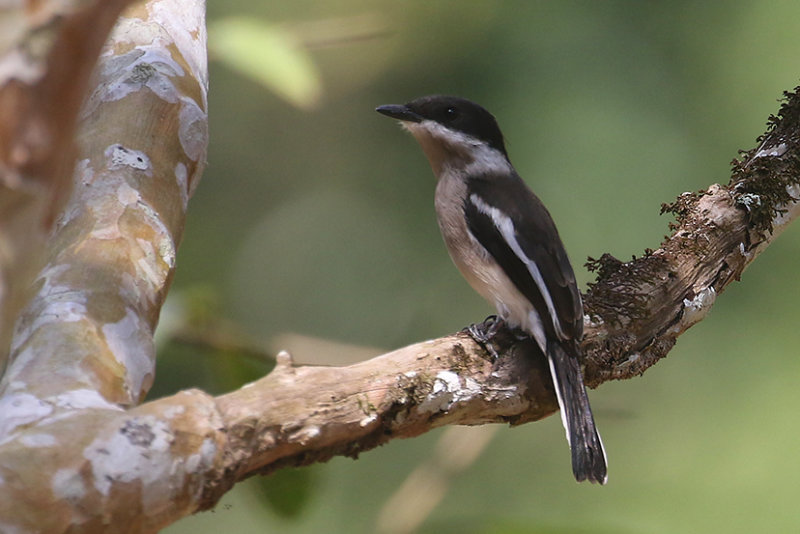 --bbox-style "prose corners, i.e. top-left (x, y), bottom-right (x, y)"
top-left (161, 1), bottom-right (800, 532)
